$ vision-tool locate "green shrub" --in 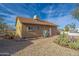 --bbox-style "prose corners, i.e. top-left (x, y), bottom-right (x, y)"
top-left (5, 31), bottom-right (15, 39)
top-left (68, 42), bottom-right (76, 49)
top-left (59, 38), bottom-right (69, 46)
top-left (68, 40), bottom-right (79, 49)
top-left (56, 32), bottom-right (69, 46)
top-left (55, 31), bottom-right (79, 49)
